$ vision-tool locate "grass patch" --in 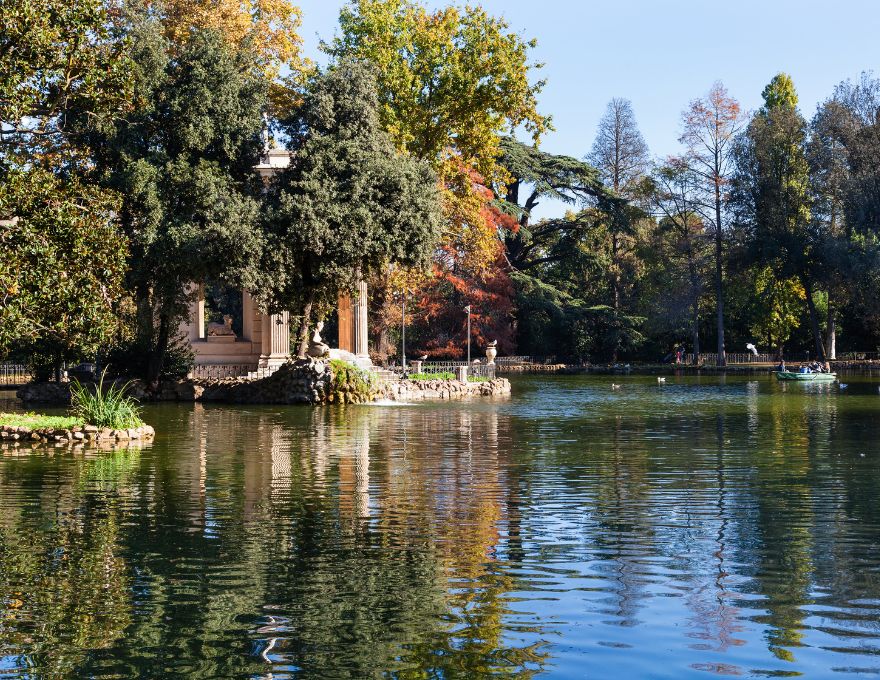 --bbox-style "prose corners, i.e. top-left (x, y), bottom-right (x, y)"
top-left (0, 412), bottom-right (82, 430)
top-left (407, 371), bottom-right (455, 381)
top-left (70, 369), bottom-right (143, 429)
top-left (468, 376), bottom-right (491, 383)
